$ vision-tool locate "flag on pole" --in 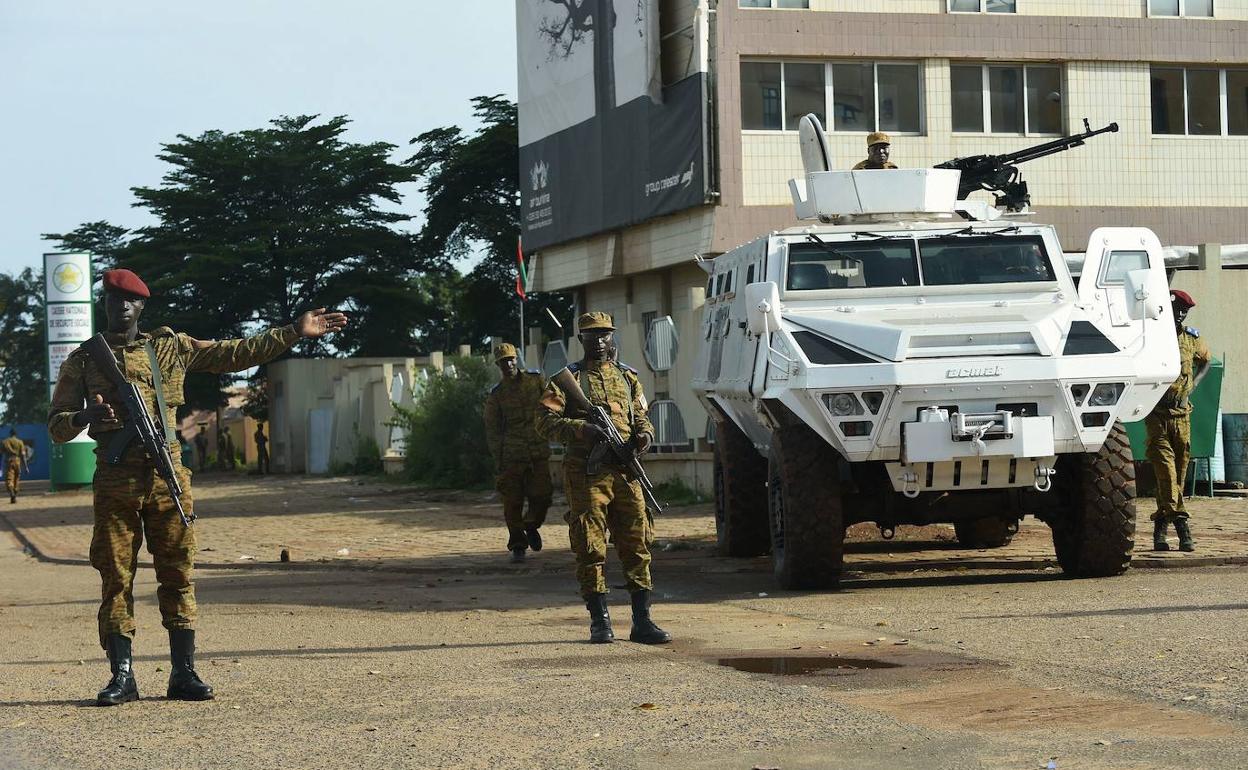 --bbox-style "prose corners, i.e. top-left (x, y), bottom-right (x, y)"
top-left (515, 236), bottom-right (528, 301)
